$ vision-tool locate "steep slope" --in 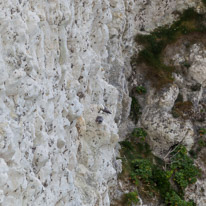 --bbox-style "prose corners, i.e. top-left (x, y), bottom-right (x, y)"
top-left (0, 0), bottom-right (205, 206)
